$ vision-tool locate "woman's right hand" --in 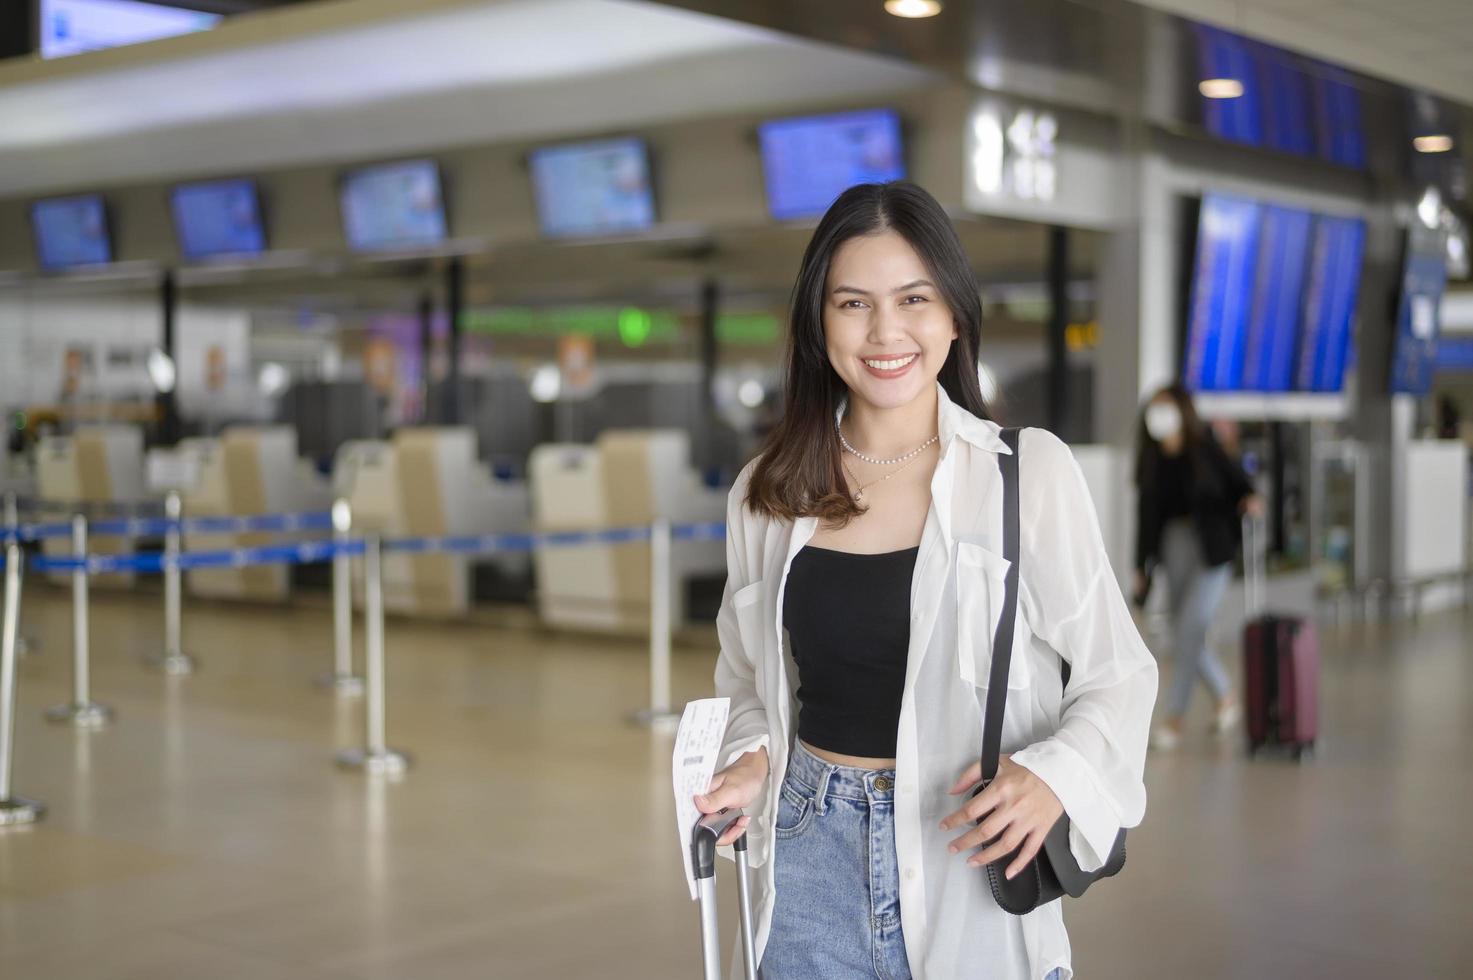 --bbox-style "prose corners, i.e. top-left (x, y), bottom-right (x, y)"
top-left (695, 745), bottom-right (770, 846)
